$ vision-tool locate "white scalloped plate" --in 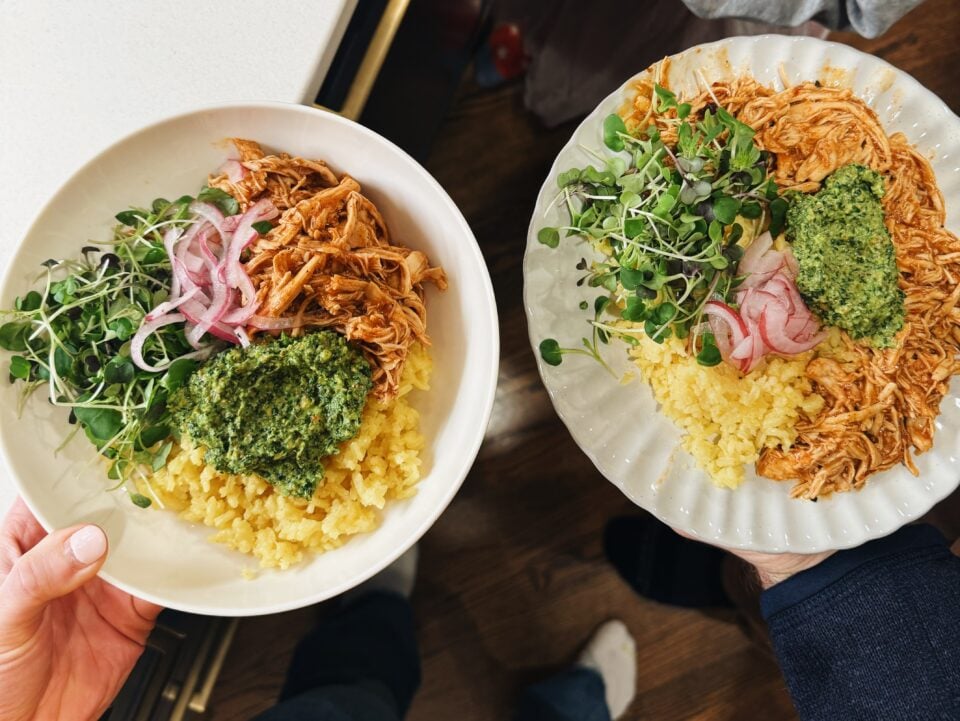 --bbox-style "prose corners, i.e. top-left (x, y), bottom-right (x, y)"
top-left (524, 35), bottom-right (960, 553)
